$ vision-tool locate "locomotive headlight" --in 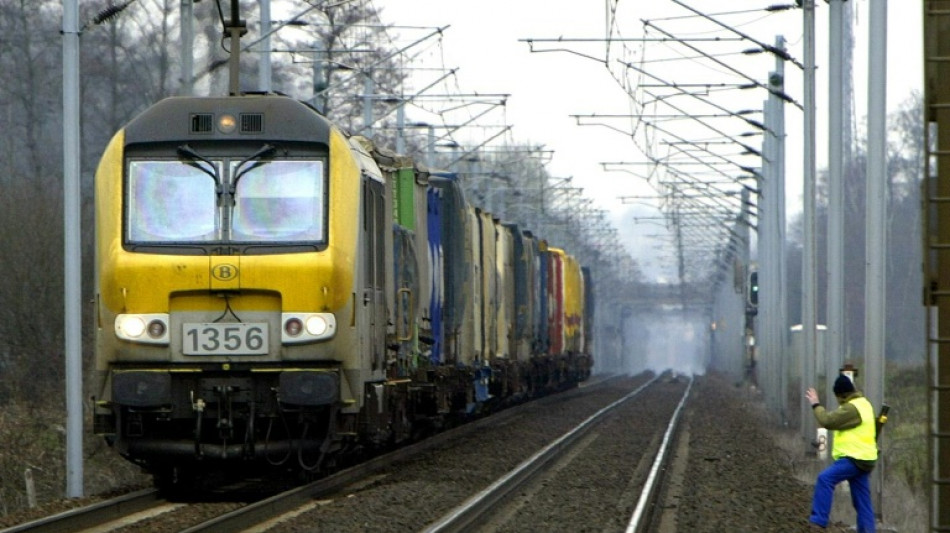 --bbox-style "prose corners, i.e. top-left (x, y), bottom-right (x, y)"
top-left (218, 114), bottom-right (237, 133)
top-left (282, 313), bottom-right (336, 344)
top-left (117, 316), bottom-right (146, 338)
top-left (115, 314), bottom-right (170, 345)
top-left (306, 315), bottom-right (329, 336)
